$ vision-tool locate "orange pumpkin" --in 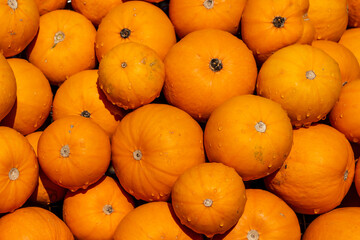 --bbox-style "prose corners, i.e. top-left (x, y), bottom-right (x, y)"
top-left (212, 189), bottom-right (301, 240)
top-left (256, 44), bottom-right (342, 128)
top-left (297, 13), bottom-right (316, 44)
top-left (168, 0), bottom-right (247, 38)
top-left (265, 124), bottom-right (355, 215)
top-left (0, 206), bottom-right (74, 239)
top-left (1, 58), bottom-right (53, 135)
top-left (0, 0), bottom-right (39, 57)
top-left (0, 53), bottom-right (16, 122)
top-left (307, 0), bottom-right (348, 41)
top-left (0, 126), bottom-right (38, 213)
top-left (302, 207), bottom-right (360, 239)
top-left (34, 0), bottom-right (67, 15)
top-left (348, 0), bottom-right (360, 28)
top-left (63, 176), bottom-right (135, 240)
top-left (37, 116), bottom-right (111, 192)
top-left (95, 0), bottom-right (176, 61)
top-left (312, 40), bottom-right (360, 85)
top-left (163, 28), bottom-right (257, 122)
top-left (204, 94), bottom-right (293, 181)
top-left (113, 201), bottom-right (203, 240)
top-left (26, 131), bottom-right (67, 205)
top-left (98, 42), bottom-right (165, 110)
top-left (171, 162), bottom-right (247, 237)
top-left (52, 69), bottom-right (126, 137)
top-left (27, 9), bottom-right (97, 85)
top-left (111, 103), bottom-right (205, 202)
top-left (329, 80), bottom-right (360, 143)
top-left (241, 0), bottom-right (305, 63)
top-left (339, 28), bottom-right (360, 66)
